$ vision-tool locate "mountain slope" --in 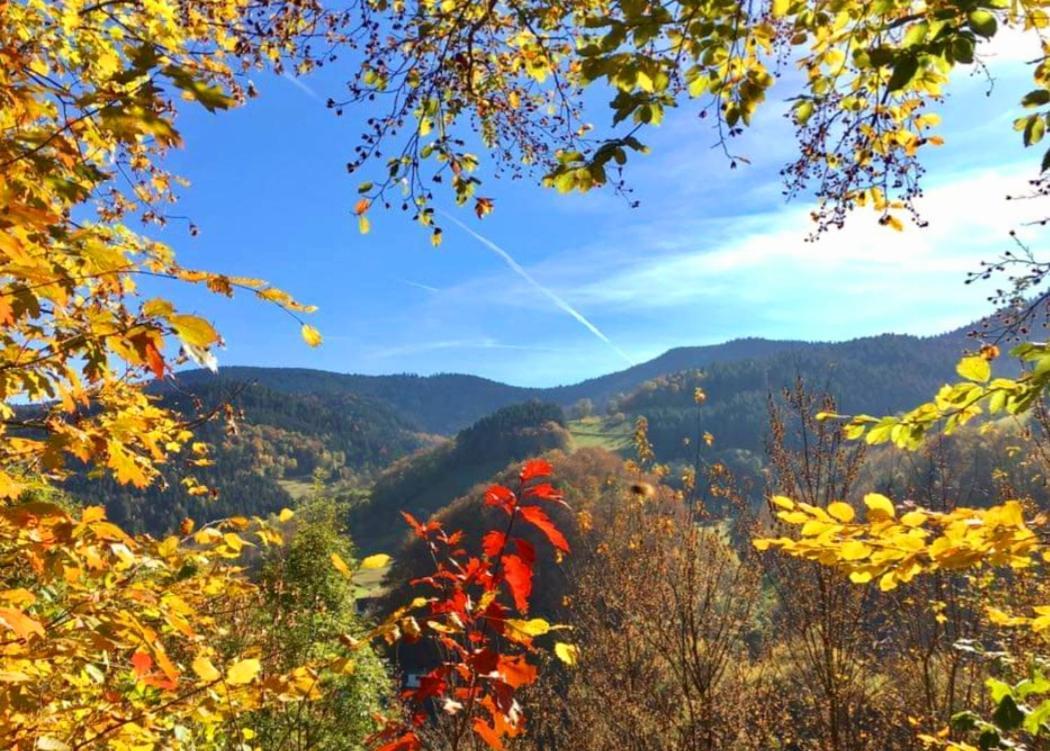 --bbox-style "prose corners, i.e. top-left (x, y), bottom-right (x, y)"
top-left (172, 326), bottom-right (974, 434)
top-left (616, 330), bottom-right (980, 461)
top-left (68, 380), bottom-right (431, 535)
top-left (348, 401), bottom-right (570, 553)
top-left (172, 368), bottom-right (540, 435)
